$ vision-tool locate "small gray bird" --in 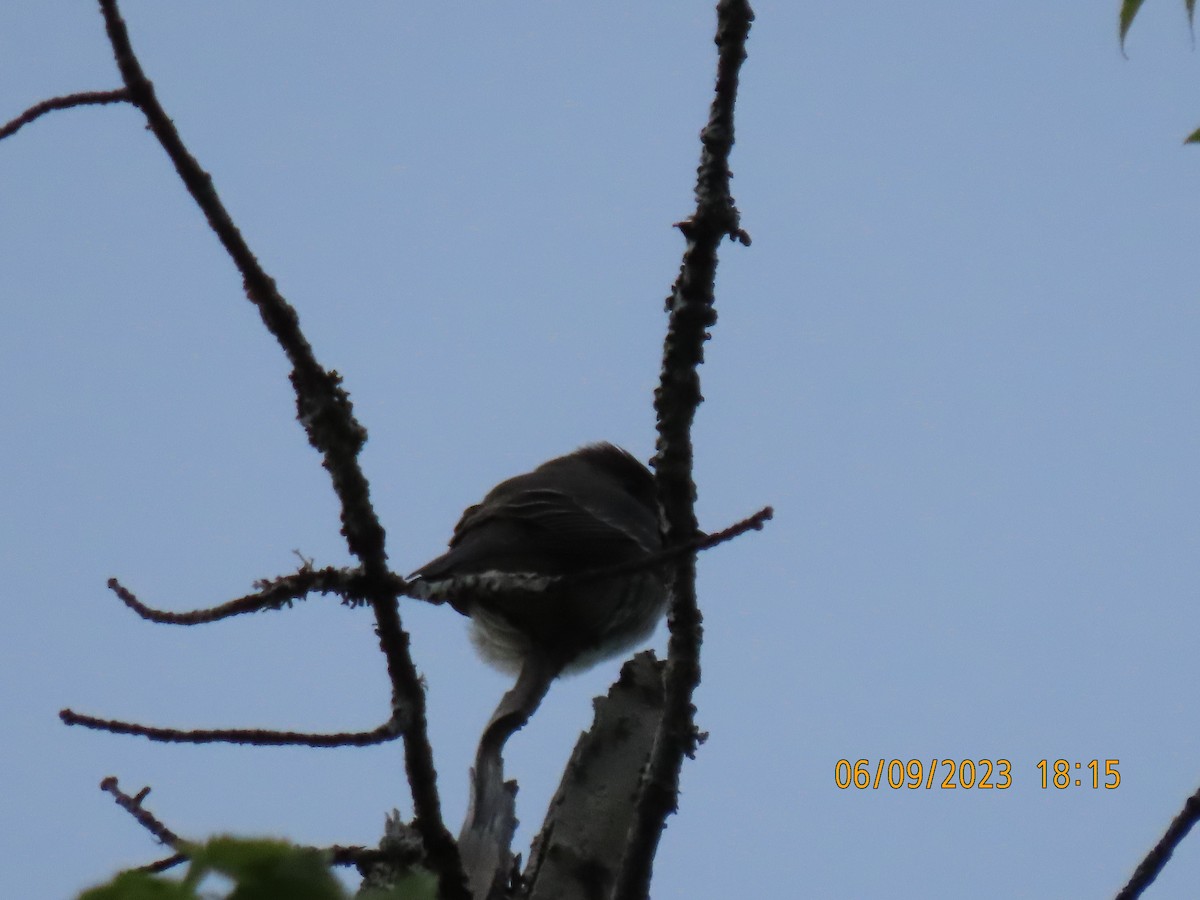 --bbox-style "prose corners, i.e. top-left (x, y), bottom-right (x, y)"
top-left (411, 442), bottom-right (668, 677)
top-left (411, 444), bottom-right (669, 885)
